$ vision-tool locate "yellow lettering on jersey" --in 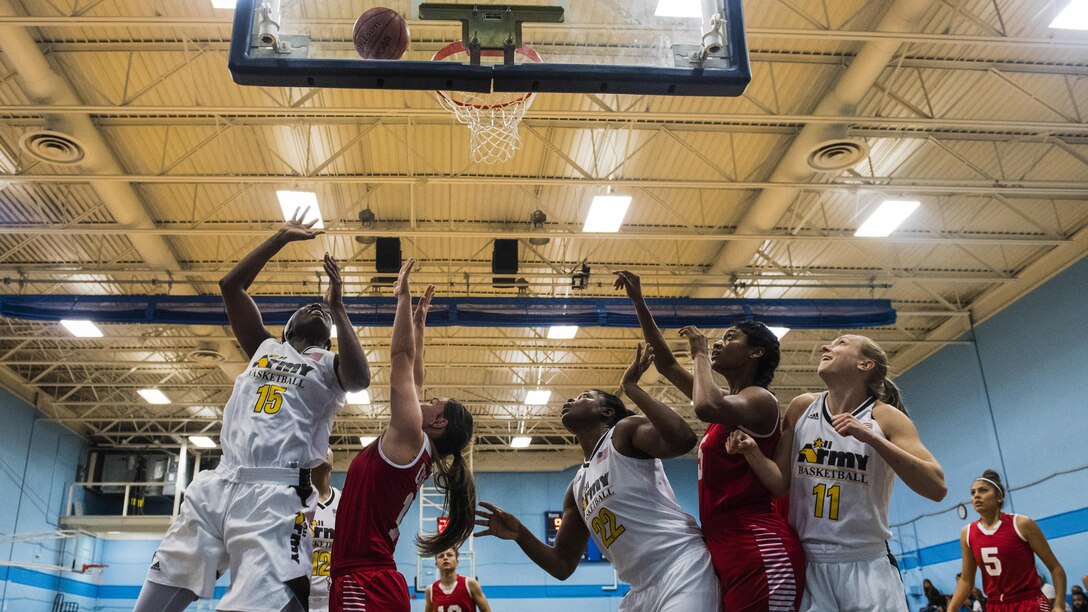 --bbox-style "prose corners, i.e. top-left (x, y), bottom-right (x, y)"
top-left (591, 507), bottom-right (626, 549)
top-left (811, 483), bottom-right (841, 521)
top-left (253, 383), bottom-right (286, 414)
